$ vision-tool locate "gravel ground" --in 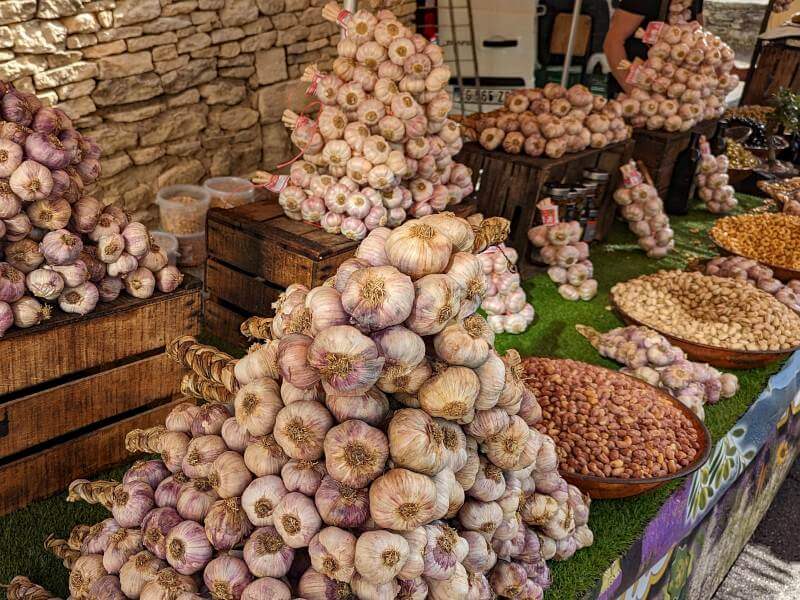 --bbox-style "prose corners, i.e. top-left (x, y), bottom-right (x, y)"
top-left (714, 458), bottom-right (800, 599)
